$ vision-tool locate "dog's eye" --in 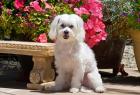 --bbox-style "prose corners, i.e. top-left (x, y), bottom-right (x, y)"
top-left (61, 24), bottom-right (65, 28)
top-left (69, 25), bottom-right (73, 28)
